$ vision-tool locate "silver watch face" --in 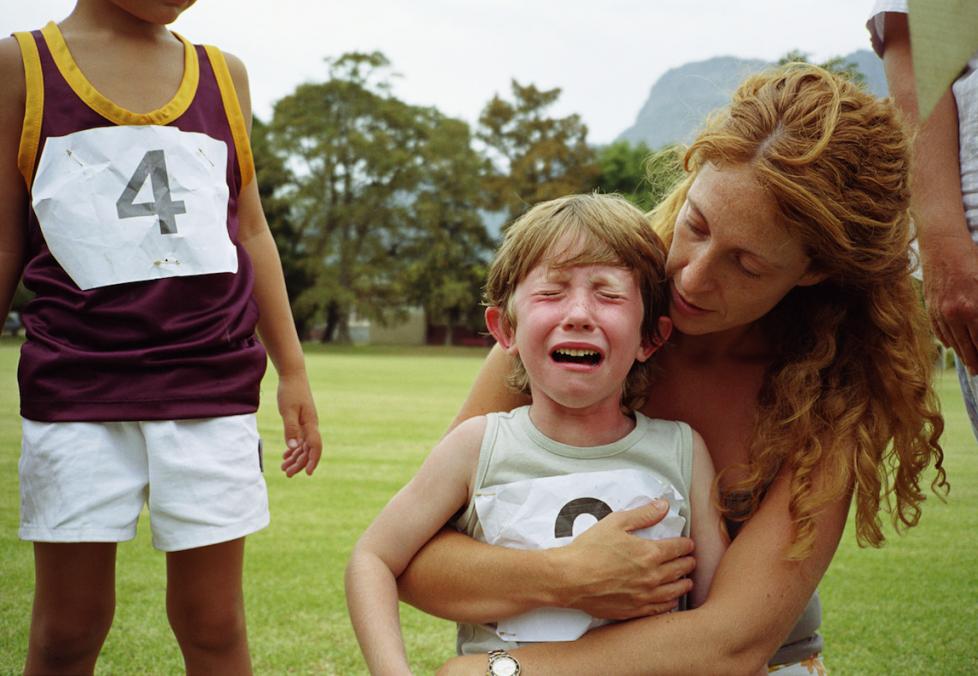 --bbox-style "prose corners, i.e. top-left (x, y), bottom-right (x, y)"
top-left (489, 655), bottom-right (520, 676)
